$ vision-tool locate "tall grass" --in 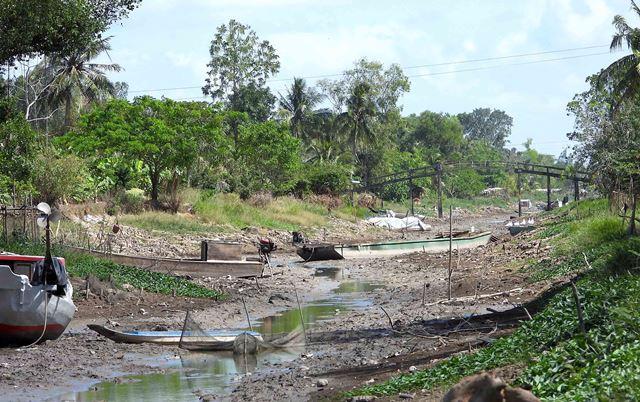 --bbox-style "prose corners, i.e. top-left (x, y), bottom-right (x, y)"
top-left (193, 193), bottom-right (329, 230)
